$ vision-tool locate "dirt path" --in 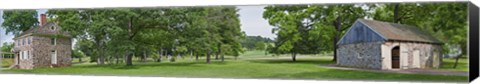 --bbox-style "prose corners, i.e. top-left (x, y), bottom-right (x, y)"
top-left (319, 64), bottom-right (468, 76)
